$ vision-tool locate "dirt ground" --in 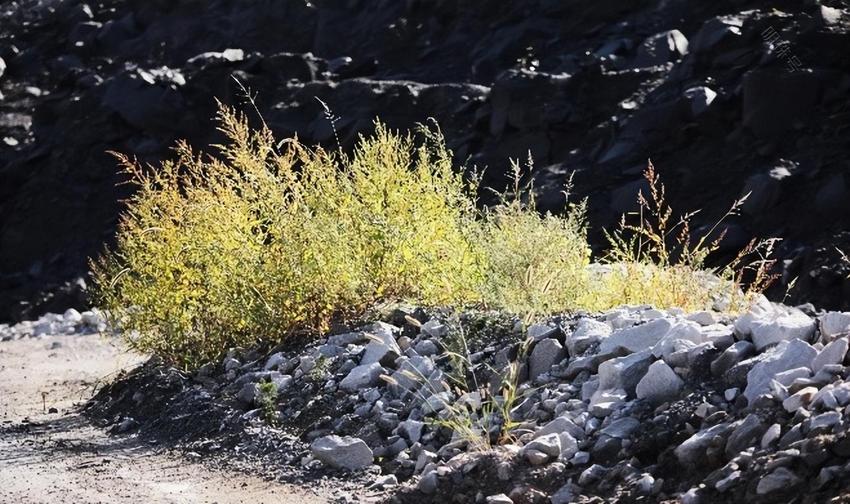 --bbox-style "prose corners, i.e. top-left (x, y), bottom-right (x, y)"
top-left (0, 333), bottom-right (333, 504)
